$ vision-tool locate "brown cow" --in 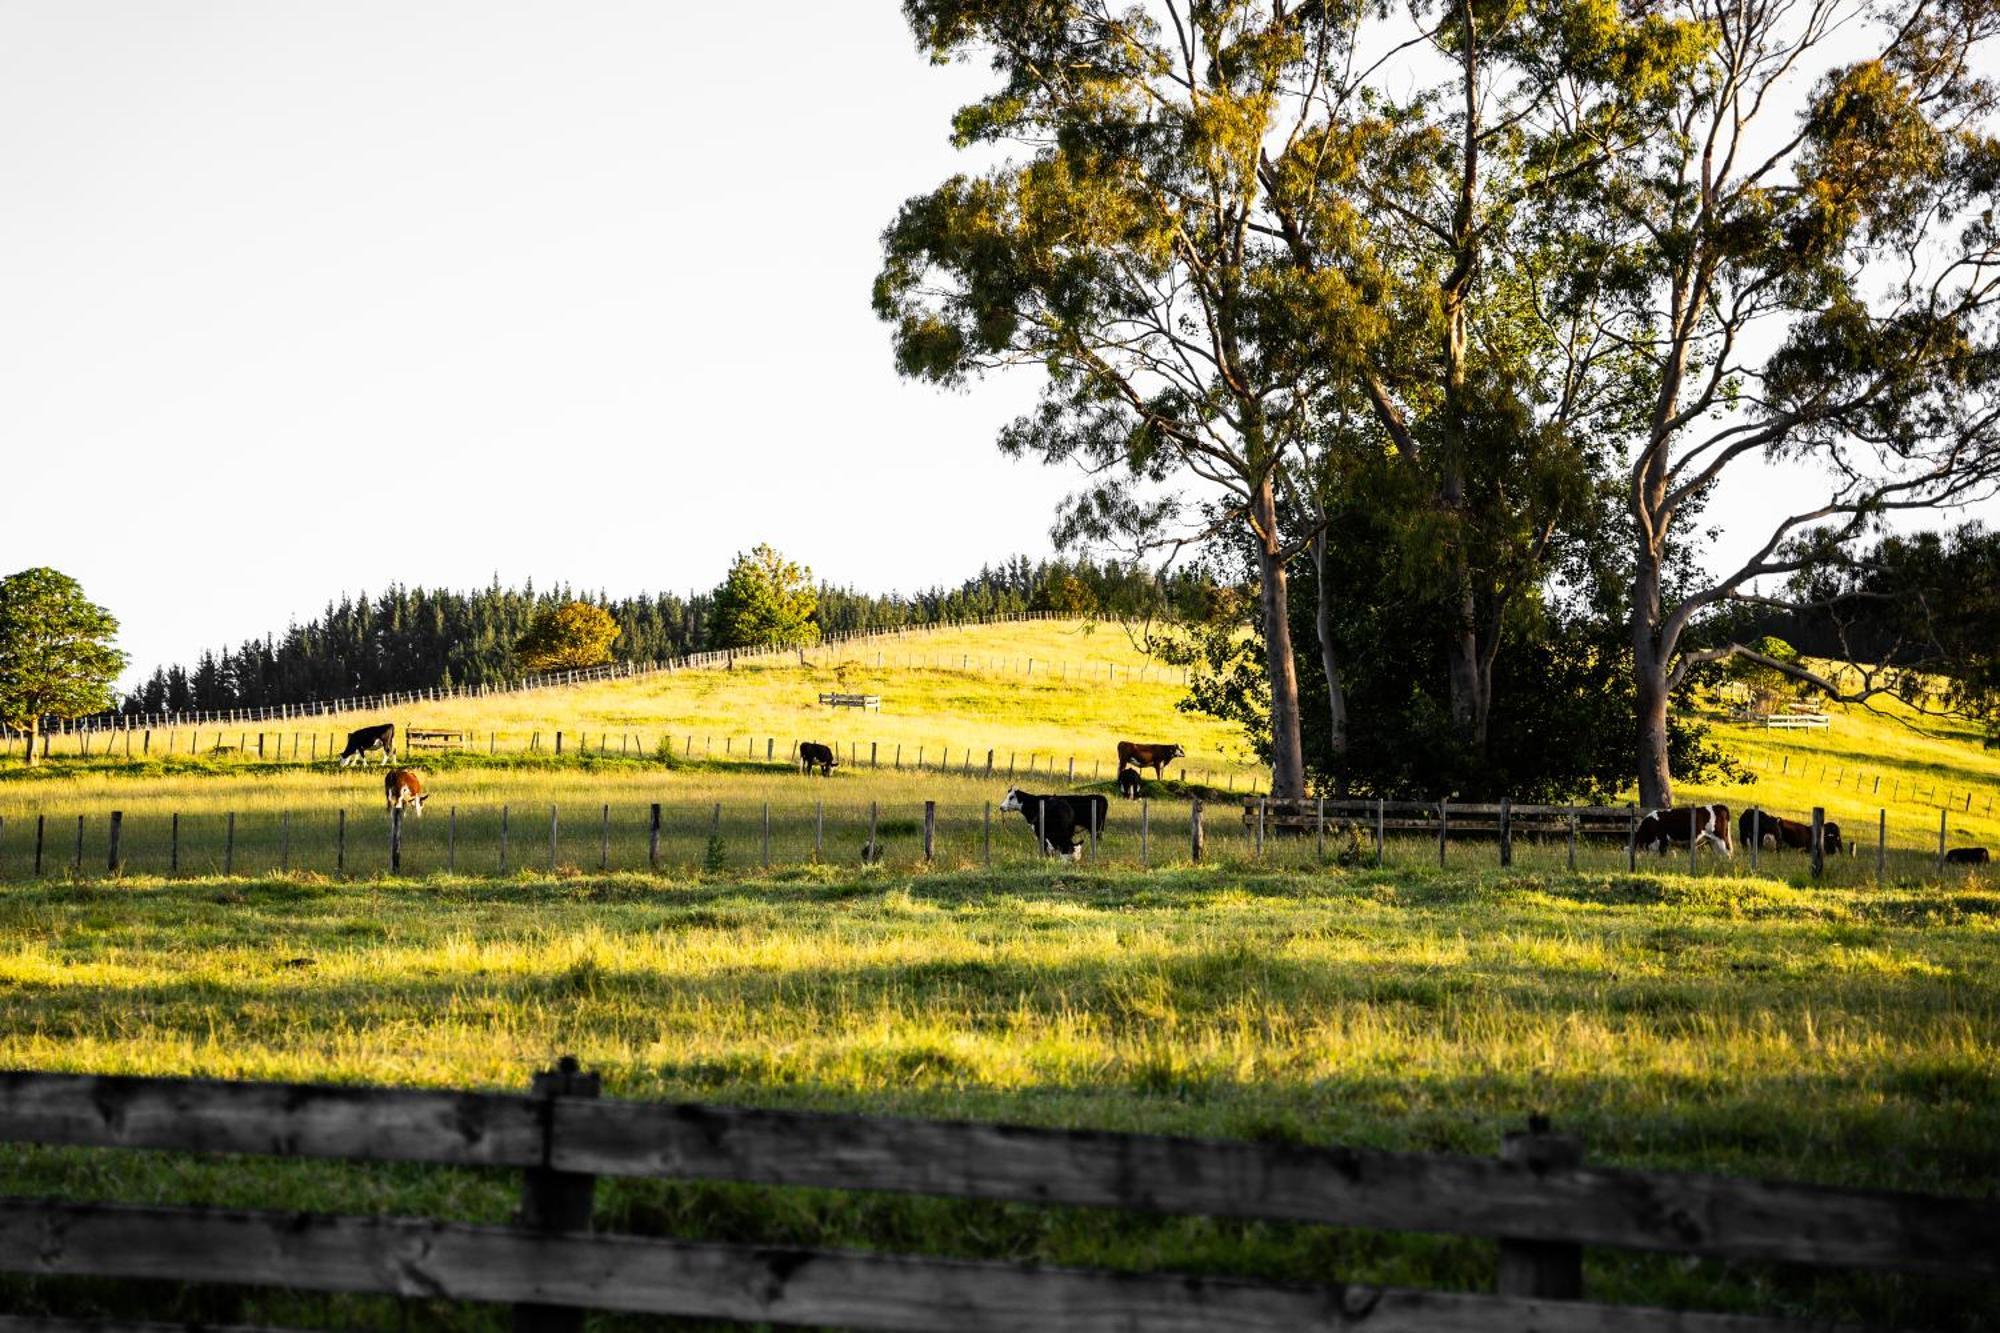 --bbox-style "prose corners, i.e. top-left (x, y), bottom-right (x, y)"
top-left (1739, 808), bottom-right (1846, 856)
top-left (1636, 803), bottom-right (1733, 857)
top-left (1945, 847), bottom-right (1991, 865)
top-left (1116, 741), bottom-right (1183, 778)
top-left (384, 769), bottom-right (427, 818)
